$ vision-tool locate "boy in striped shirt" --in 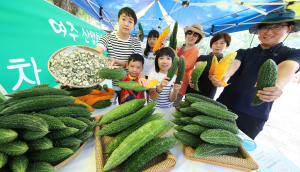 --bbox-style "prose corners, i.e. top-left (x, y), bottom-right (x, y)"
top-left (96, 7), bottom-right (147, 104)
